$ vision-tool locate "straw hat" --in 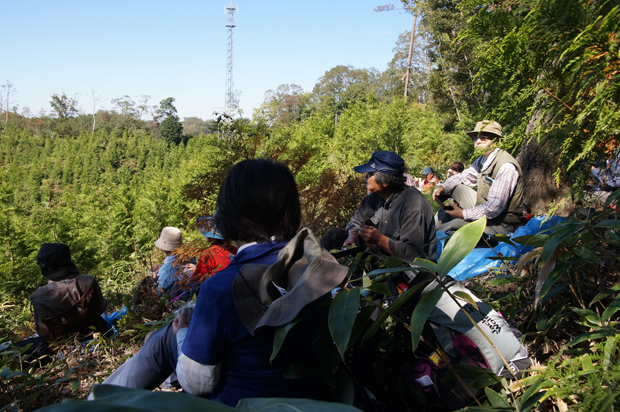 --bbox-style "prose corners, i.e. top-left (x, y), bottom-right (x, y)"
top-left (466, 120), bottom-right (503, 139)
